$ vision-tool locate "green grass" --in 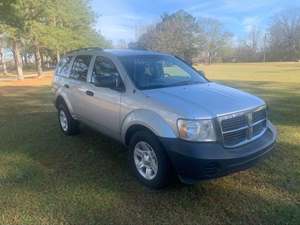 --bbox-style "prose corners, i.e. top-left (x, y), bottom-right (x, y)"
top-left (0, 62), bottom-right (299, 225)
